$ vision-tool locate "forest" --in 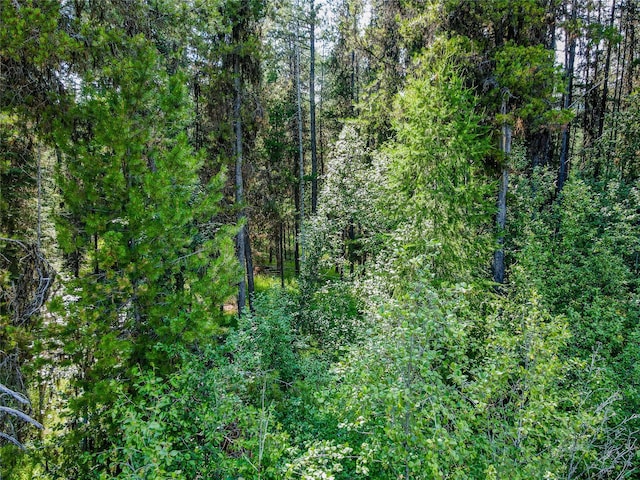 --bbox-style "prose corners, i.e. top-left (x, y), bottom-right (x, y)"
top-left (1, 0), bottom-right (640, 478)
